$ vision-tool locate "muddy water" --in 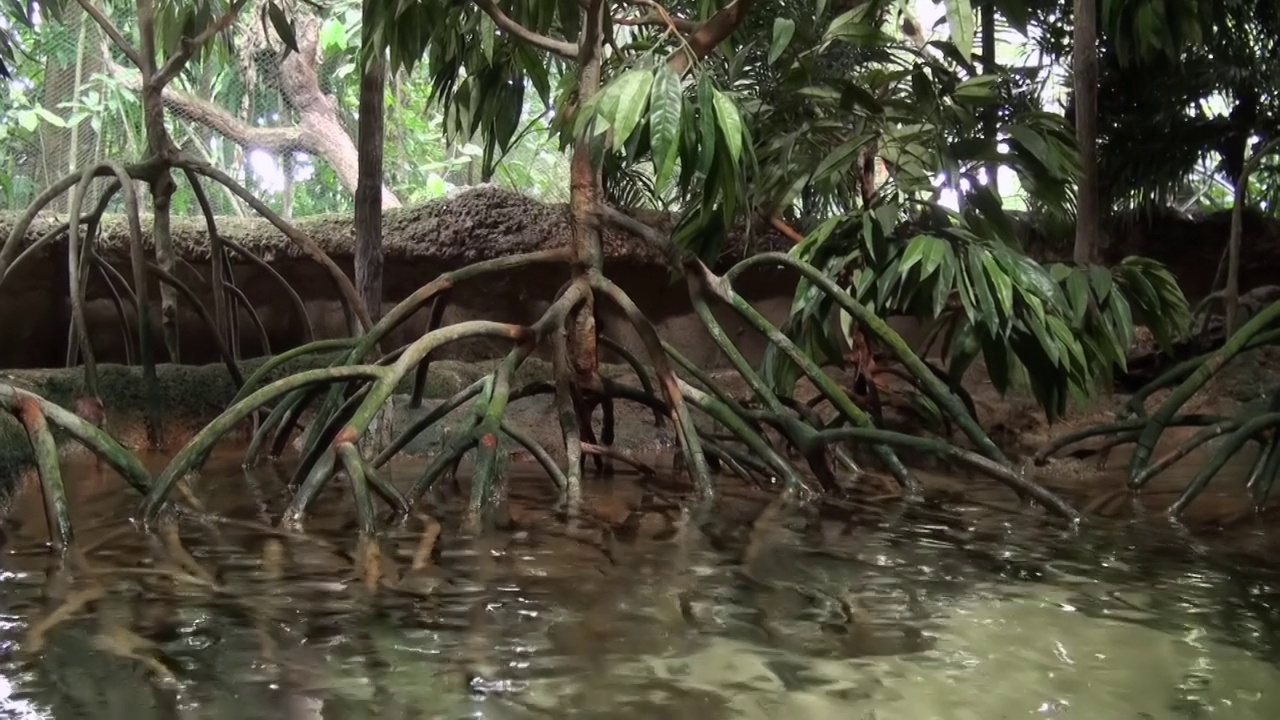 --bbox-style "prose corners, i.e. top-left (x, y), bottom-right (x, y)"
top-left (1, 449), bottom-right (1279, 719)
